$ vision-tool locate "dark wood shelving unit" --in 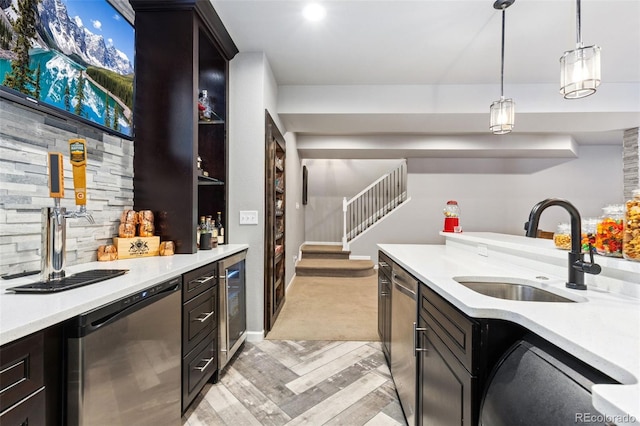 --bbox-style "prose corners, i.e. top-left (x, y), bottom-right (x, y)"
top-left (264, 111), bottom-right (287, 334)
top-left (131, 0), bottom-right (237, 253)
top-left (198, 175), bottom-right (225, 186)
